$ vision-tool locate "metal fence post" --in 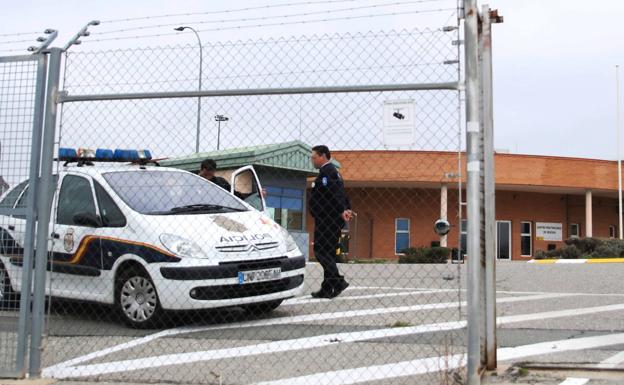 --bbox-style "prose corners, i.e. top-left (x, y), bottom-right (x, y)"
top-left (464, 0), bottom-right (483, 383)
top-left (481, 4), bottom-right (498, 370)
top-left (29, 47), bottom-right (62, 376)
top-left (14, 53), bottom-right (49, 377)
